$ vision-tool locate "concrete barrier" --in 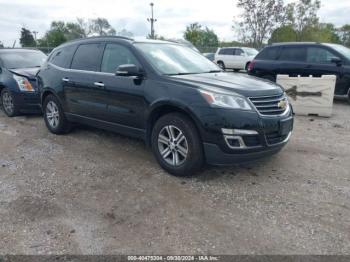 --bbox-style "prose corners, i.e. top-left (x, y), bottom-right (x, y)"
top-left (277, 75), bottom-right (336, 117)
